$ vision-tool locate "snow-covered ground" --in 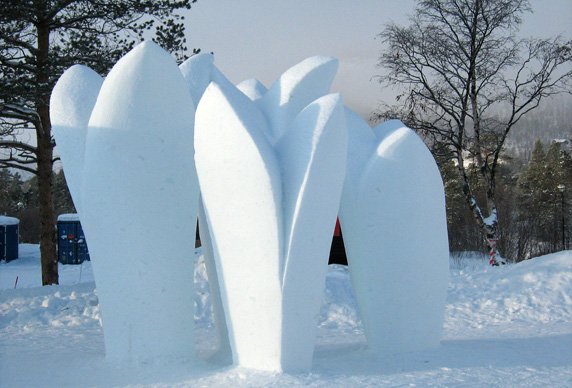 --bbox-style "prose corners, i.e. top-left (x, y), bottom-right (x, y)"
top-left (1, 244), bottom-right (571, 387)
